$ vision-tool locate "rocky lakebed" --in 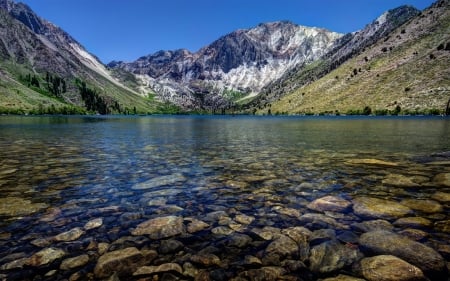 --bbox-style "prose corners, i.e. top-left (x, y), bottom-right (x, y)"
top-left (0, 116), bottom-right (449, 280)
top-left (1, 152), bottom-right (449, 281)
